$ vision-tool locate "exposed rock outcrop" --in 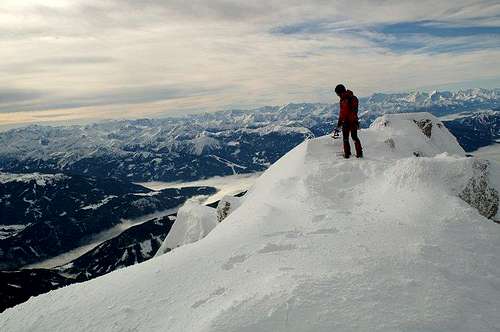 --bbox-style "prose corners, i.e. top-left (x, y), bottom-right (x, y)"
top-left (460, 159), bottom-right (499, 222)
top-left (413, 119), bottom-right (433, 138)
top-left (216, 196), bottom-right (243, 223)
